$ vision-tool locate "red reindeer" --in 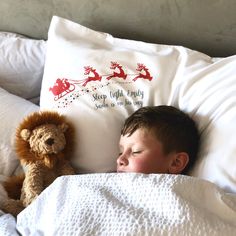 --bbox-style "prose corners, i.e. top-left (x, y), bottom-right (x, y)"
top-left (106, 62), bottom-right (127, 80)
top-left (83, 66), bottom-right (102, 86)
top-left (49, 78), bottom-right (75, 100)
top-left (133, 63), bottom-right (153, 81)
